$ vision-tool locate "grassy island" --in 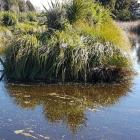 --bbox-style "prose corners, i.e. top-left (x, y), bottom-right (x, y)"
top-left (0, 0), bottom-right (132, 83)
